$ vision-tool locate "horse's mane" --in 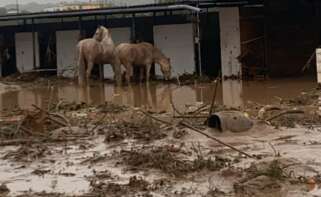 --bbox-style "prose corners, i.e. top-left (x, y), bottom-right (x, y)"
top-left (93, 26), bottom-right (112, 41)
top-left (101, 27), bottom-right (114, 45)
